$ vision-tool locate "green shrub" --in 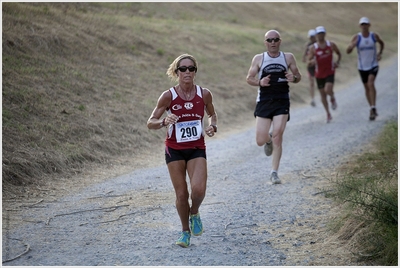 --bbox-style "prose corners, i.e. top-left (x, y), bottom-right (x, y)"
top-left (330, 122), bottom-right (398, 265)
